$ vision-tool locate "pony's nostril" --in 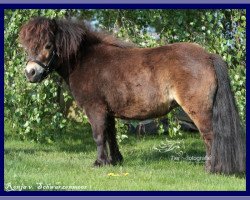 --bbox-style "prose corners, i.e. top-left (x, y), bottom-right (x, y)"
top-left (30, 69), bottom-right (36, 76)
top-left (25, 68), bottom-right (36, 77)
